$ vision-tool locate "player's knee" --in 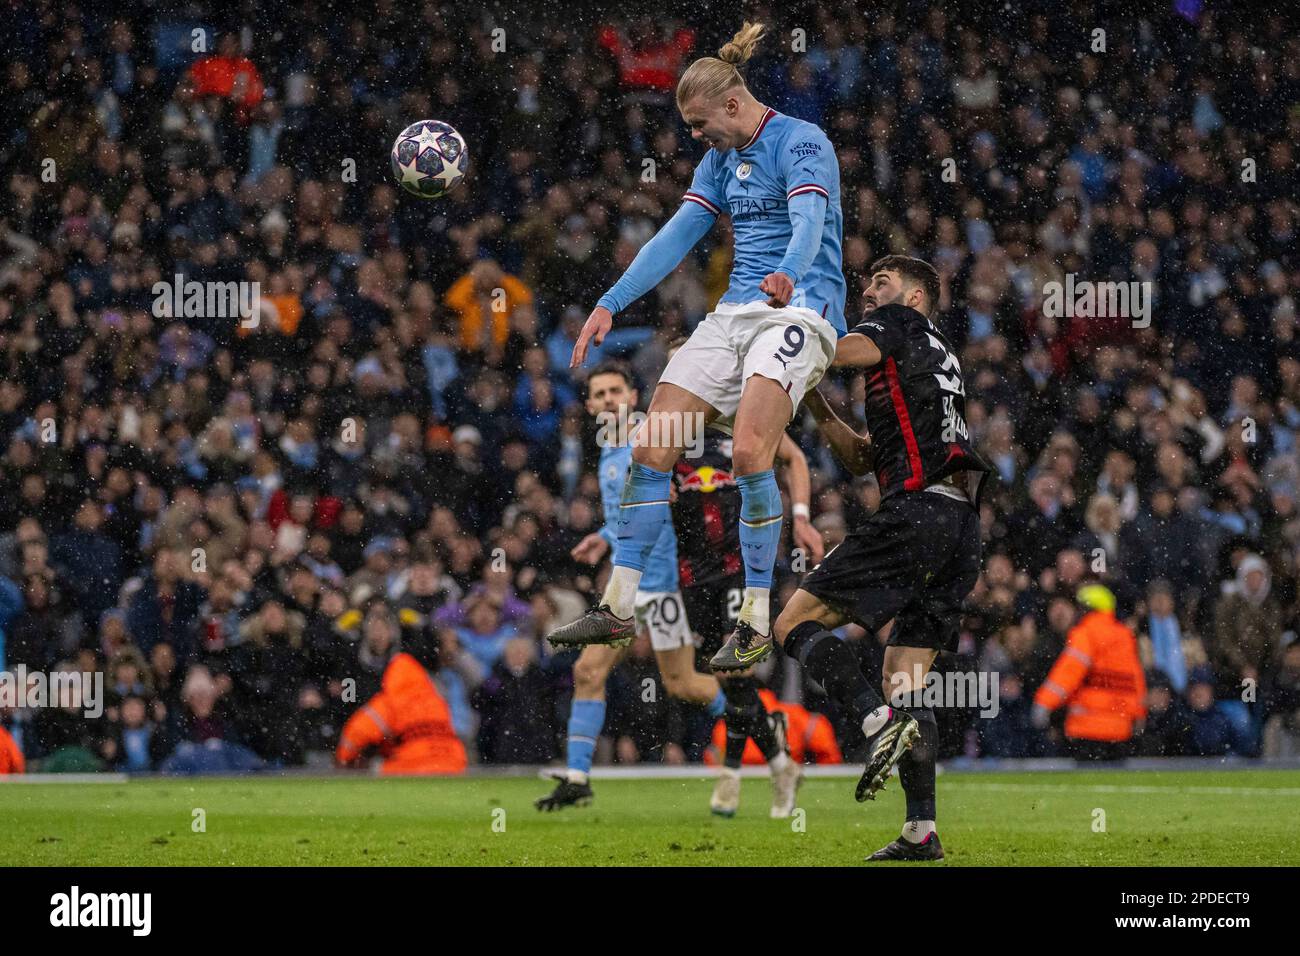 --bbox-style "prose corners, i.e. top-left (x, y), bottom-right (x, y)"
top-left (883, 671), bottom-right (916, 707)
top-left (773, 608), bottom-right (797, 645)
top-left (659, 668), bottom-right (688, 698)
top-left (573, 656), bottom-right (608, 693)
top-left (730, 436), bottom-right (773, 477)
top-left (630, 440), bottom-right (676, 473)
top-left (656, 656), bottom-right (695, 698)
